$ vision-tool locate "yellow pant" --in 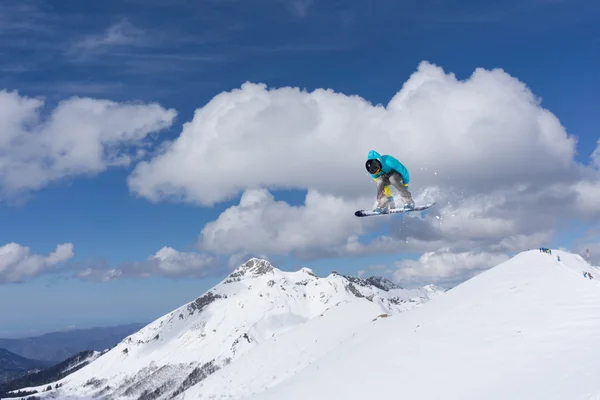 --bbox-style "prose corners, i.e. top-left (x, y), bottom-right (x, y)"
top-left (375, 178), bottom-right (408, 197)
top-left (374, 173), bottom-right (412, 208)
